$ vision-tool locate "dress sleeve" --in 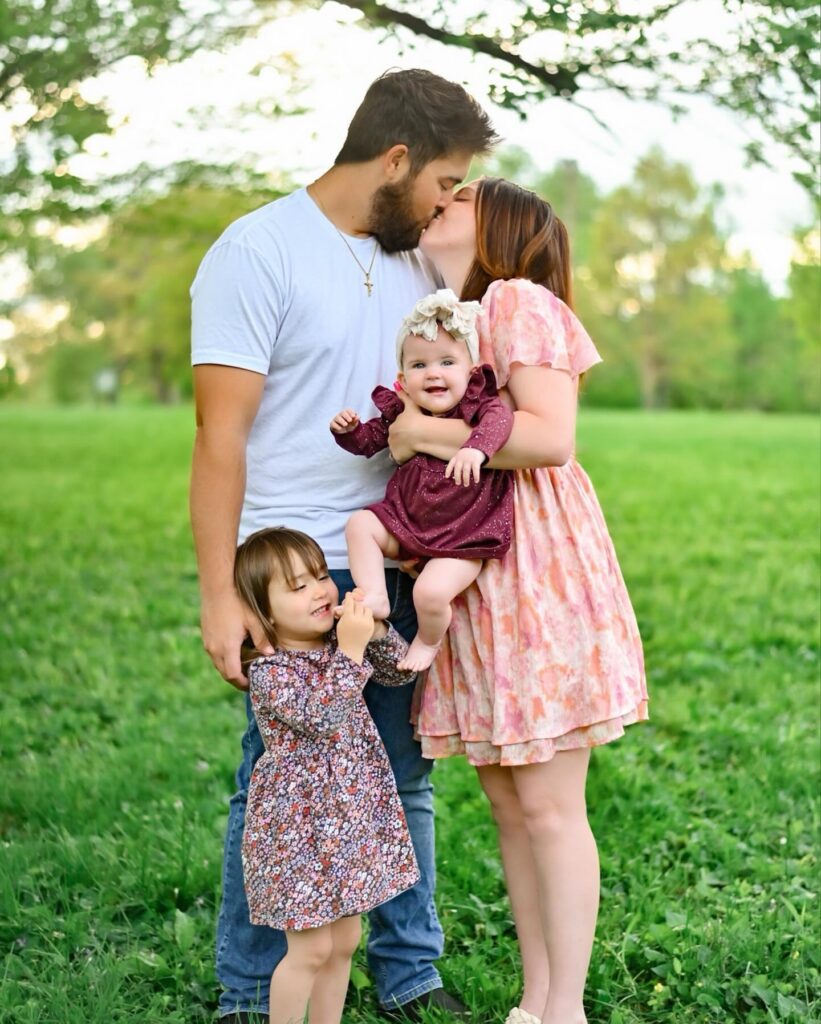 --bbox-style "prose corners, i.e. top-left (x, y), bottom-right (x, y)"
top-left (365, 625), bottom-right (417, 687)
top-left (459, 365), bottom-right (514, 459)
top-left (249, 652), bottom-right (372, 738)
top-left (331, 385), bottom-right (403, 458)
top-left (483, 278), bottom-right (602, 387)
top-left (333, 415), bottom-right (390, 458)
